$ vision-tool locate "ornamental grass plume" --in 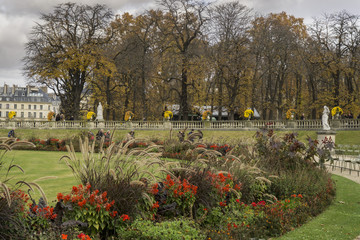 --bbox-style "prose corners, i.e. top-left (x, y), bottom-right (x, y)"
top-left (59, 135), bottom-right (174, 222)
top-left (0, 139), bottom-right (51, 239)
